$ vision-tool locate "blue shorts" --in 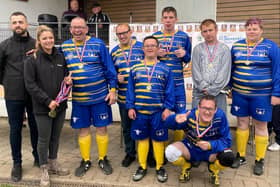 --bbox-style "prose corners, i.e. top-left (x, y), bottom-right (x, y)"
top-left (131, 111), bottom-right (168, 141)
top-left (182, 139), bottom-right (216, 162)
top-left (231, 91), bottom-right (272, 122)
top-left (71, 102), bottom-right (112, 129)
